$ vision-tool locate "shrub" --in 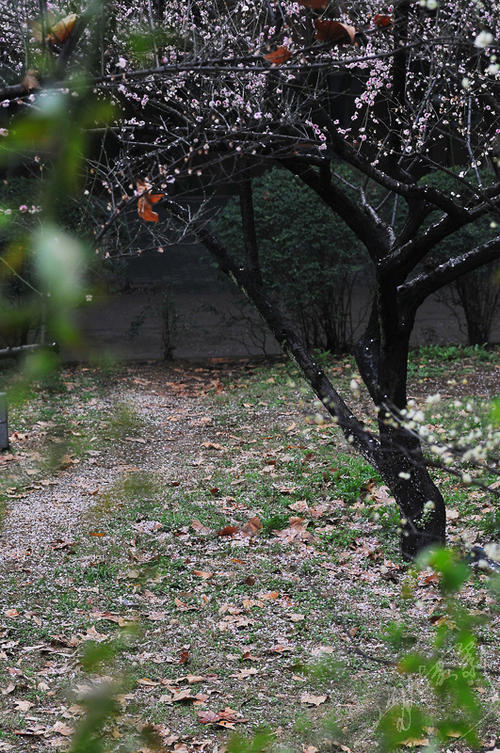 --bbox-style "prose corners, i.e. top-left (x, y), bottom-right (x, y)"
top-left (216, 167), bottom-right (370, 353)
